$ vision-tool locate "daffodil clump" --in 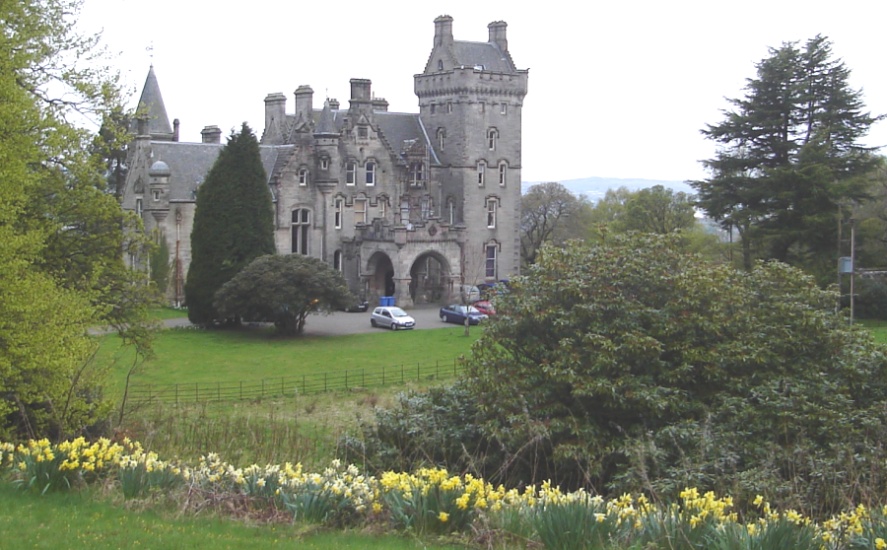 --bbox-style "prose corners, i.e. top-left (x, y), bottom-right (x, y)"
top-left (8, 438), bottom-right (887, 548)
